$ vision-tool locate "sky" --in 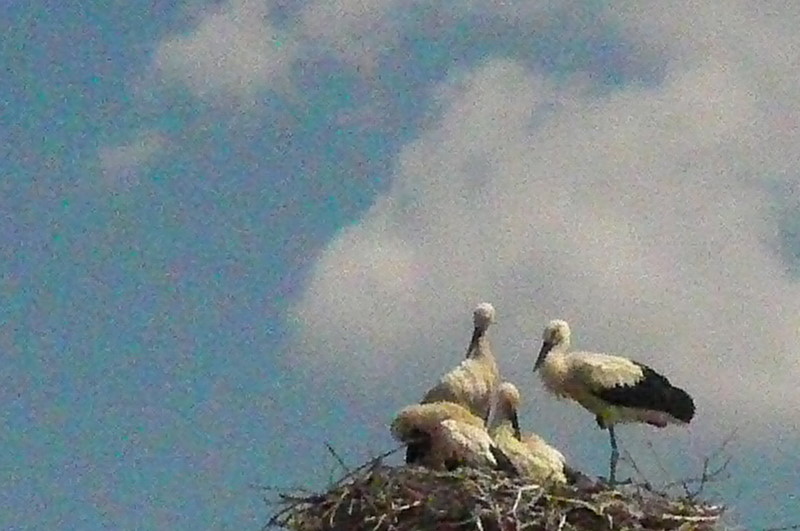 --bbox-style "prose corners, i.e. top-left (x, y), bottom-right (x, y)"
top-left (3, 1), bottom-right (800, 529)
